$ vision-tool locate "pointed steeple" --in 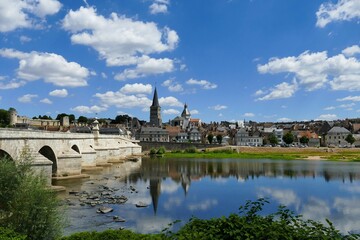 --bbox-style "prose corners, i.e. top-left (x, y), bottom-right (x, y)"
top-left (151, 87), bottom-right (160, 107)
